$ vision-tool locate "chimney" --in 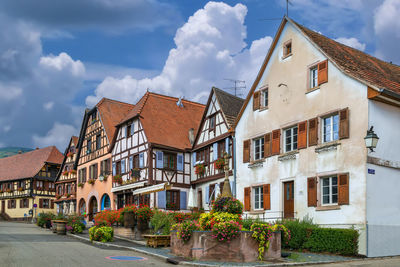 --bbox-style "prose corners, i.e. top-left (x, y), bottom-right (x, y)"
top-left (36, 147), bottom-right (39, 150)
top-left (18, 150), bottom-right (22, 154)
top-left (188, 128), bottom-right (195, 145)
